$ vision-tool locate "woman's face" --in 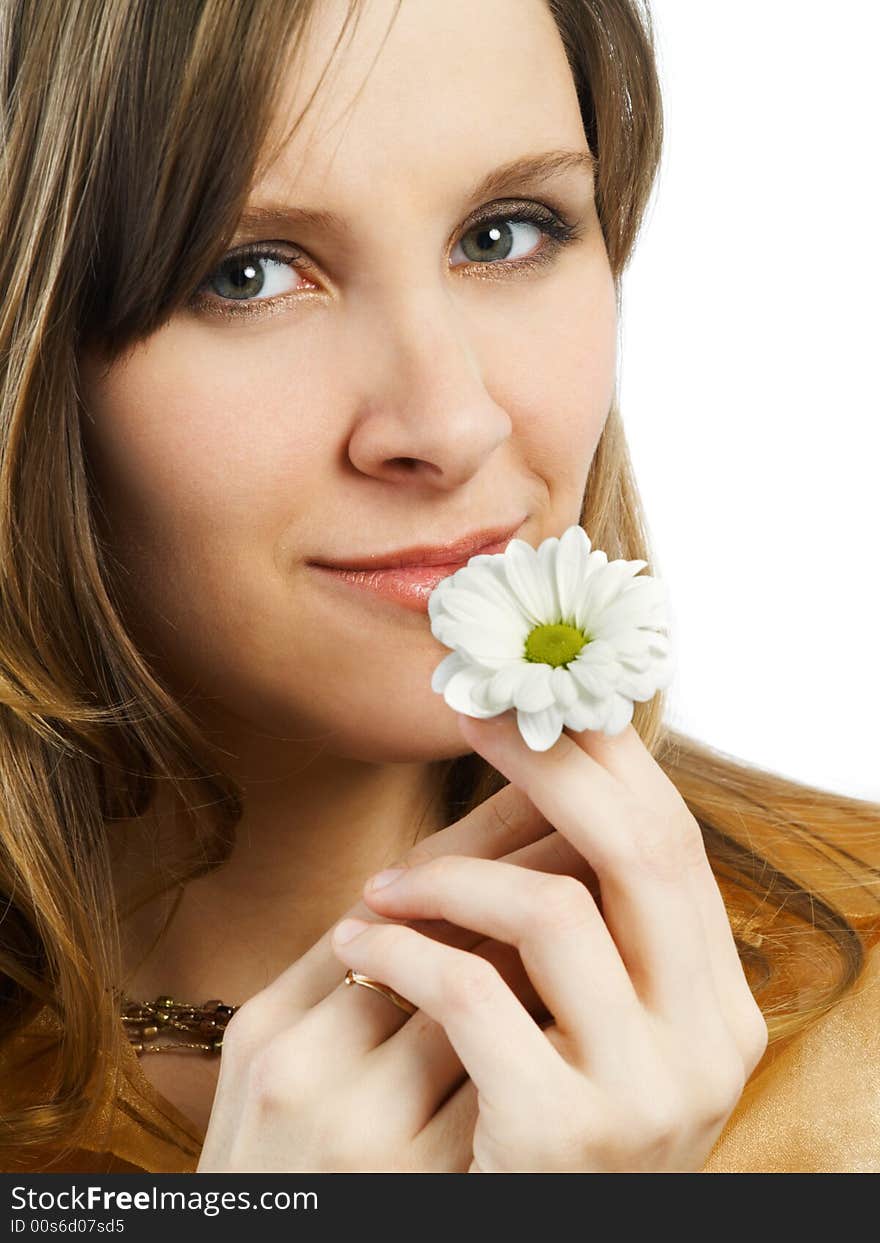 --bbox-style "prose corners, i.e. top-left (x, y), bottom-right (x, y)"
top-left (79, 0), bottom-right (617, 765)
